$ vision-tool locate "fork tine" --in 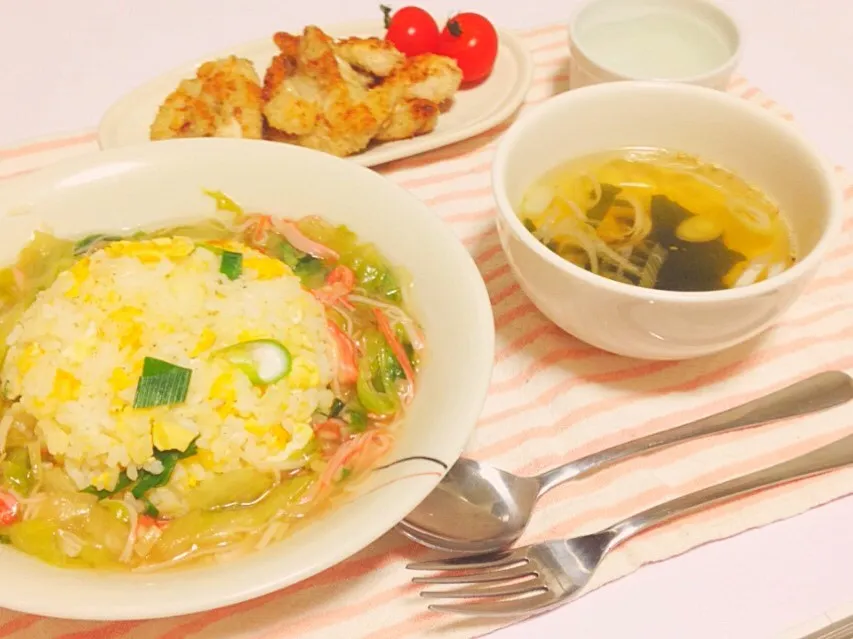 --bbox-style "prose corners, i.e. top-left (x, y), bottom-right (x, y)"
top-left (420, 580), bottom-right (546, 600)
top-left (412, 562), bottom-right (534, 585)
top-left (406, 551), bottom-right (518, 572)
top-left (427, 591), bottom-right (558, 617)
